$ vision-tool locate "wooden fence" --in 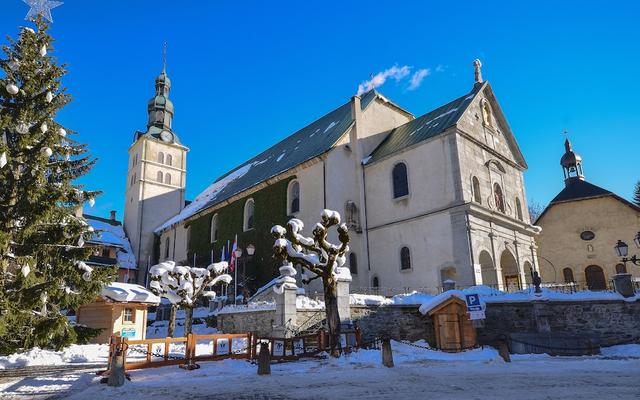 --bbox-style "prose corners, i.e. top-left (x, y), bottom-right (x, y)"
top-left (108, 328), bottom-right (362, 371)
